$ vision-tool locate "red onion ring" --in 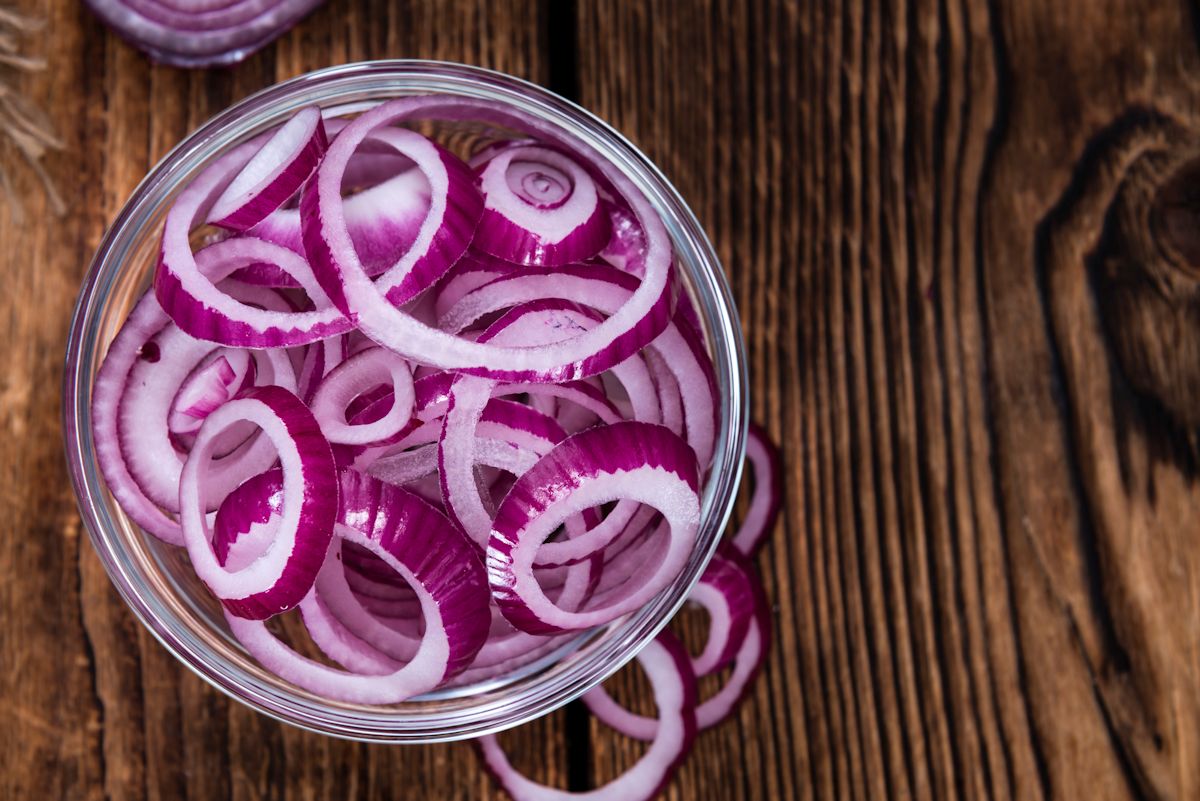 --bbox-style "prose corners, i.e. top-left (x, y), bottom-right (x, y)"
top-left (487, 421), bottom-right (700, 635)
top-left (478, 631), bottom-right (697, 801)
top-left (309, 346), bottom-right (415, 446)
top-left (473, 145), bottom-right (612, 267)
top-left (302, 98), bottom-right (674, 383)
top-left (225, 470), bottom-right (489, 702)
top-left (120, 316), bottom-right (296, 513)
top-left (207, 107), bottom-right (327, 232)
top-left (168, 349), bottom-right (256, 435)
top-left (729, 423), bottom-right (783, 556)
top-left (181, 386), bottom-right (336, 620)
top-left (583, 554), bottom-right (770, 736)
